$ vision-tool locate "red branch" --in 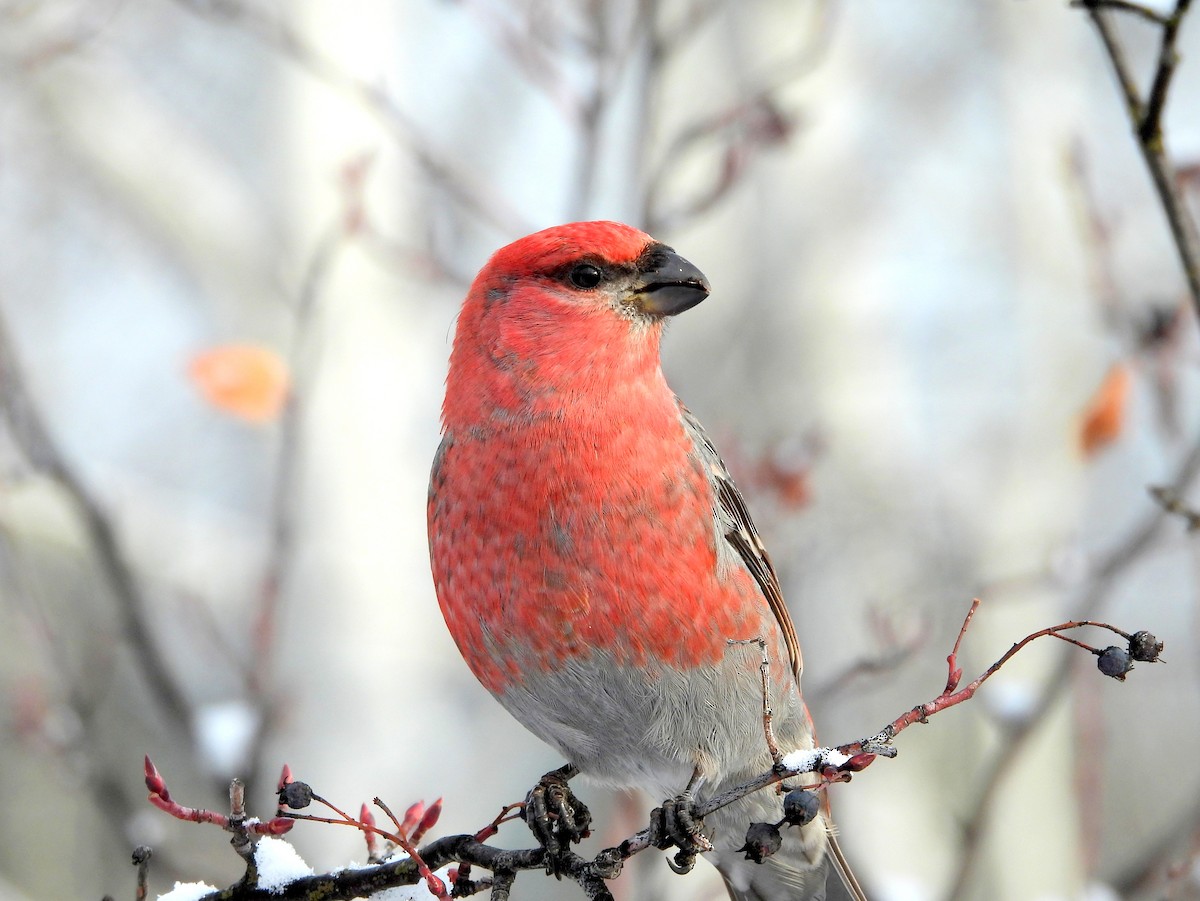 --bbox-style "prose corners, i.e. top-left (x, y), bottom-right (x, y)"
top-left (845, 604), bottom-right (1155, 752)
top-left (144, 756), bottom-right (293, 835)
top-left (136, 601), bottom-right (1162, 901)
top-left (274, 769), bottom-right (449, 900)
